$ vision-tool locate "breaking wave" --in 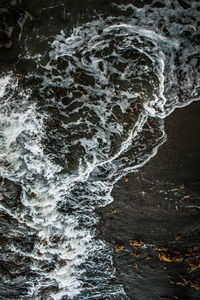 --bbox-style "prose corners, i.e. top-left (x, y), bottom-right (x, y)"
top-left (0, 1), bottom-right (199, 299)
